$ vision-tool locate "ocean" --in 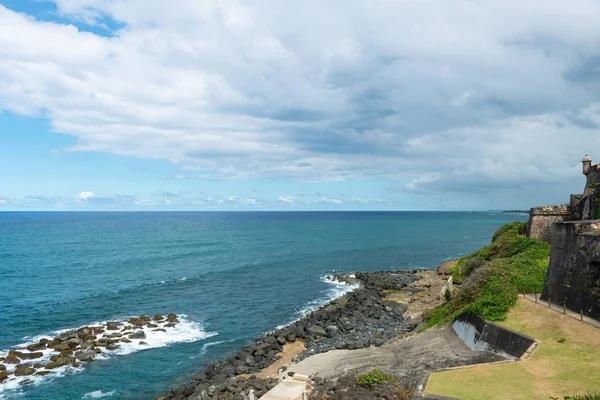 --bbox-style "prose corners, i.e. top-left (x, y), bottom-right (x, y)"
top-left (0, 211), bottom-right (527, 399)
